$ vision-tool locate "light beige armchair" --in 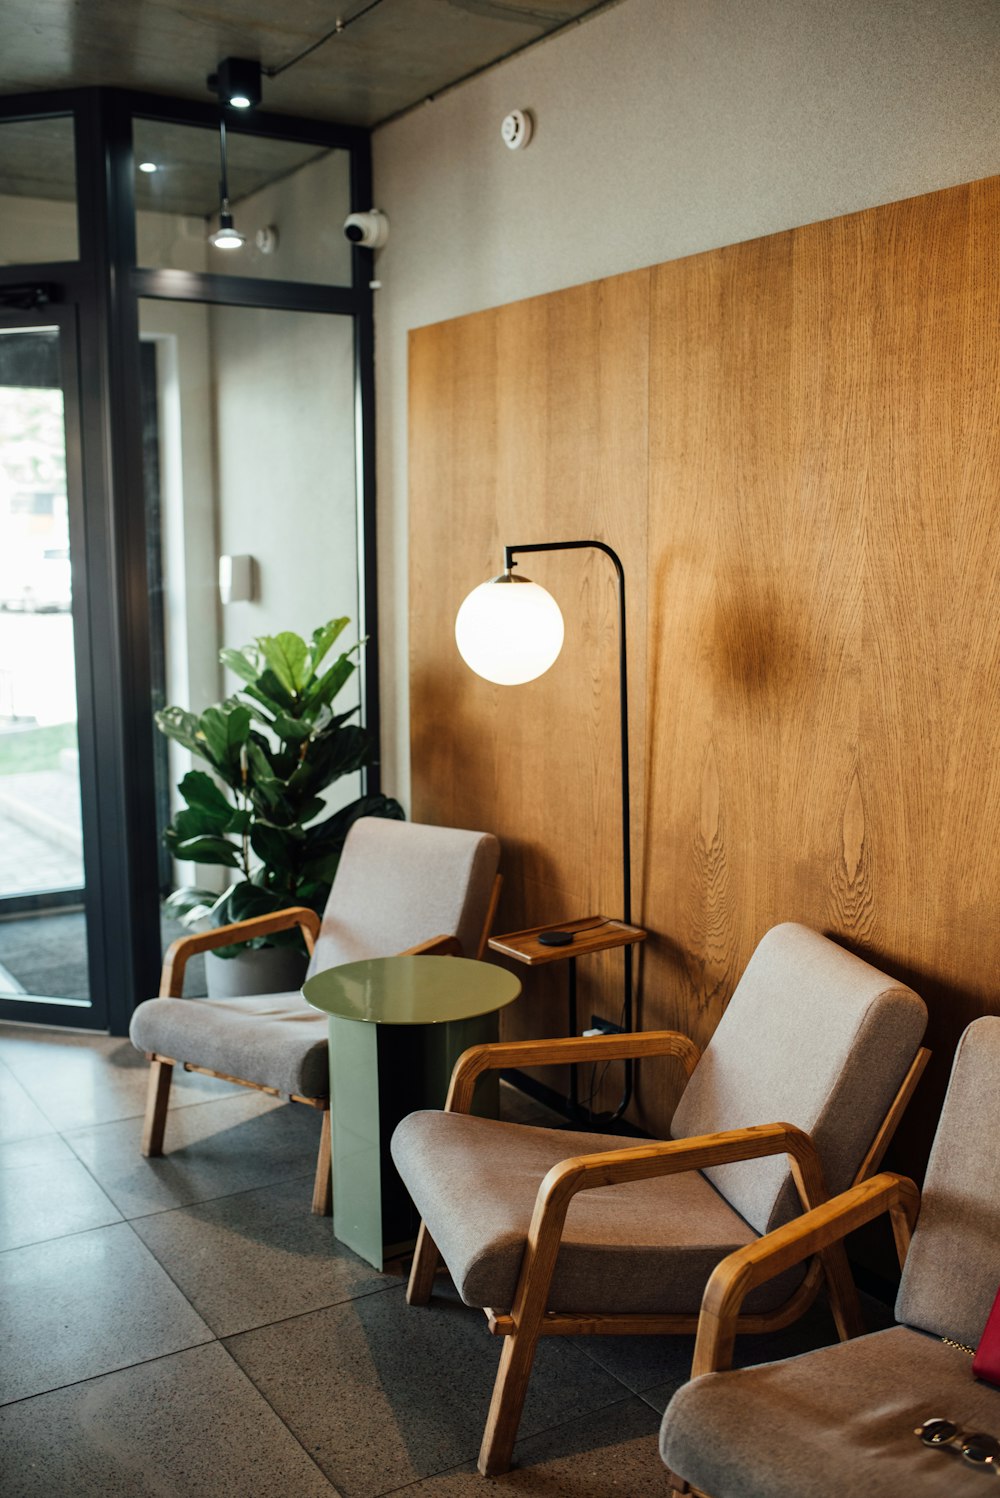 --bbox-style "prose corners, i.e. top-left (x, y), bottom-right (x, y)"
top-left (661, 1014), bottom-right (1000, 1498)
top-left (130, 817), bottom-right (501, 1215)
top-left (390, 922), bottom-right (930, 1476)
